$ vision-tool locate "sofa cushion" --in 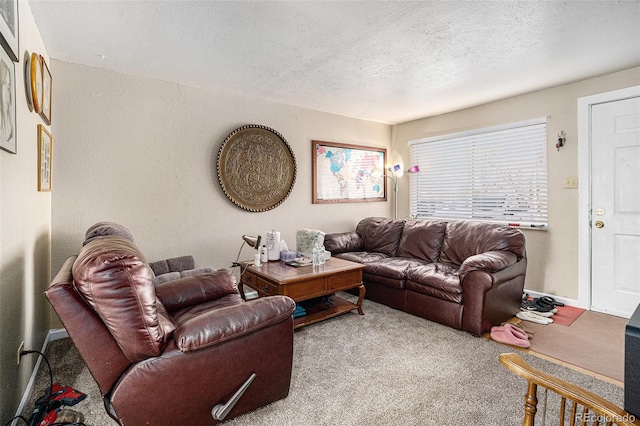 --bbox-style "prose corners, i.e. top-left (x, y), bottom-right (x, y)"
top-left (363, 257), bottom-right (429, 289)
top-left (406, 262), bottom-right (463, 295)
top-left (181, 267), bottom-right (215, 277)
top-left (323, 231), bottom-right (363, 254)
top-left (172, 293), bottom-right (244, 327)
top-left (153, 271), bottom-right (181, 284)
top-left (363, 273), bottom-right (408, 290)
top-left (397, 220), bottom-right (447, 262)
top-left (364, 257), bottom-right (428, 280)
top-left (73, 236), bottom-right (175, 362)
top-left (440, 221), bottom-right (526, 265)
top-left (335, 251), bottom-right (387, 264)
top-left (155, 270), bottom-right (238, 312)
top-left (356, 217), bottom-right (405, 256)
top-left (167, 255), bottom-right (196, 272)
top-left (406, 280), bottom-right (463, 304)
top-left (149, 255), bottom-right (196, 276)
